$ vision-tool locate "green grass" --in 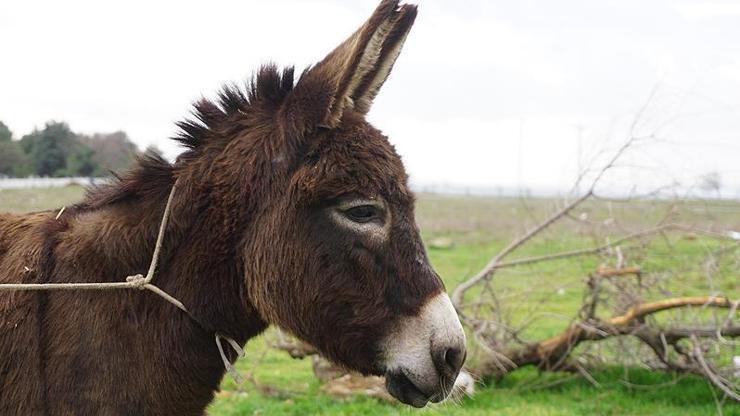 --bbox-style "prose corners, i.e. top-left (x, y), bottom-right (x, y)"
top-left (208, 331), bottom-right (739, 416)
top-left (0, 186), bottom-right (86, 213)
top-left (2, 187), bottom-right (738, 415)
